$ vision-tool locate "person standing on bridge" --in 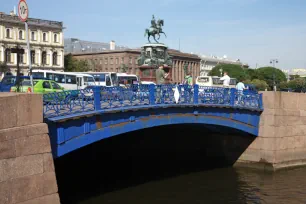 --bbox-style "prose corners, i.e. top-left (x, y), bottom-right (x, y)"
top-left (156, 65), bottom-right (169, 85)
top-left (220, 72), bottom-right (231, 104)
top-left (236, 80), bottom-right (246, 105)
top-left (220, 72), bottom-right (230, 88)
top-left (156, 65), bottom-right (169, 103)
